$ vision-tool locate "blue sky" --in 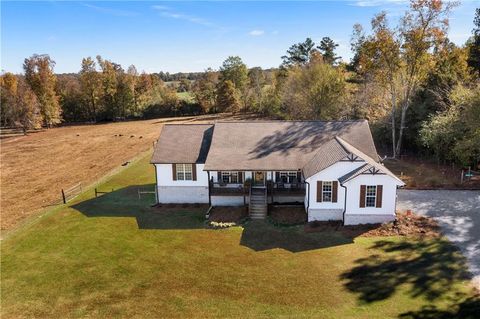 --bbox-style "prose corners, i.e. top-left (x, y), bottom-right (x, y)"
top-left (1, 1), bottom-right (478, 74)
